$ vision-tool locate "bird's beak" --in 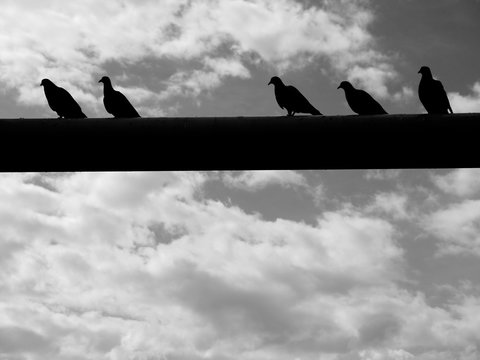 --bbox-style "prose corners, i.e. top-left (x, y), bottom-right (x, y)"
top-left (337, 85), bottom-right (341, 89)
top-left (417, 69), bottom-right (421, 74)
top-left (267, 81), bottom-right (272, 86)
top-left (98, 79), bottom-right (103, 83)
